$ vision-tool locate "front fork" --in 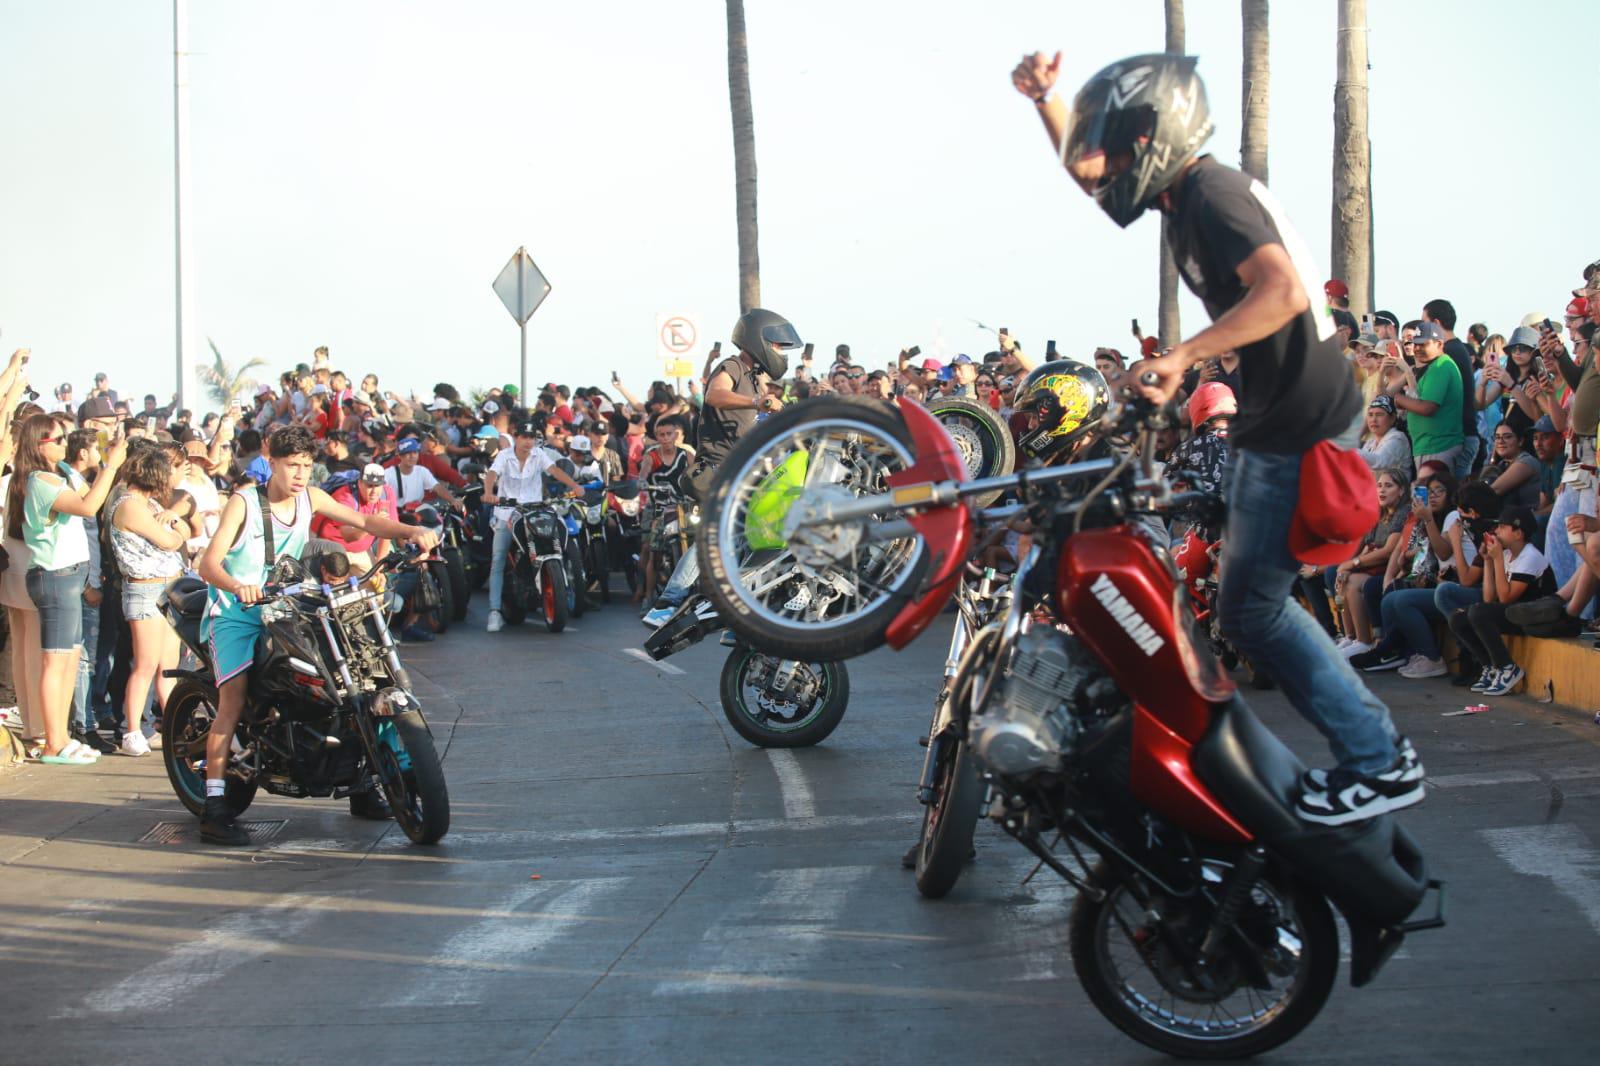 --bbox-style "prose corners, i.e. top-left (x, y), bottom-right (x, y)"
top-left (916, 612), bottom-right (972, 804)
